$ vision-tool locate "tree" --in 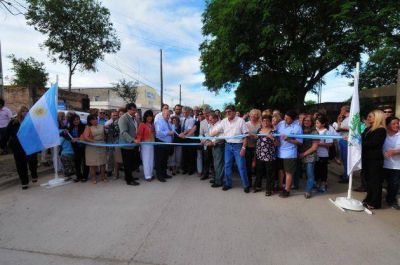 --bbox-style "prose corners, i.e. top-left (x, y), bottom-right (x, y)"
top-left (200, 0), bottom-right (400, 110)
top-left (304, 100), bottom-right (316, 106)
top-left (8, 54), bottom-right (48, 104)
top-left (112, 79), bottom-right (138, 104)
top-left (358, 40), bottom-right (400, 89)
top-left (25, 0), bottom-right (121, 91)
